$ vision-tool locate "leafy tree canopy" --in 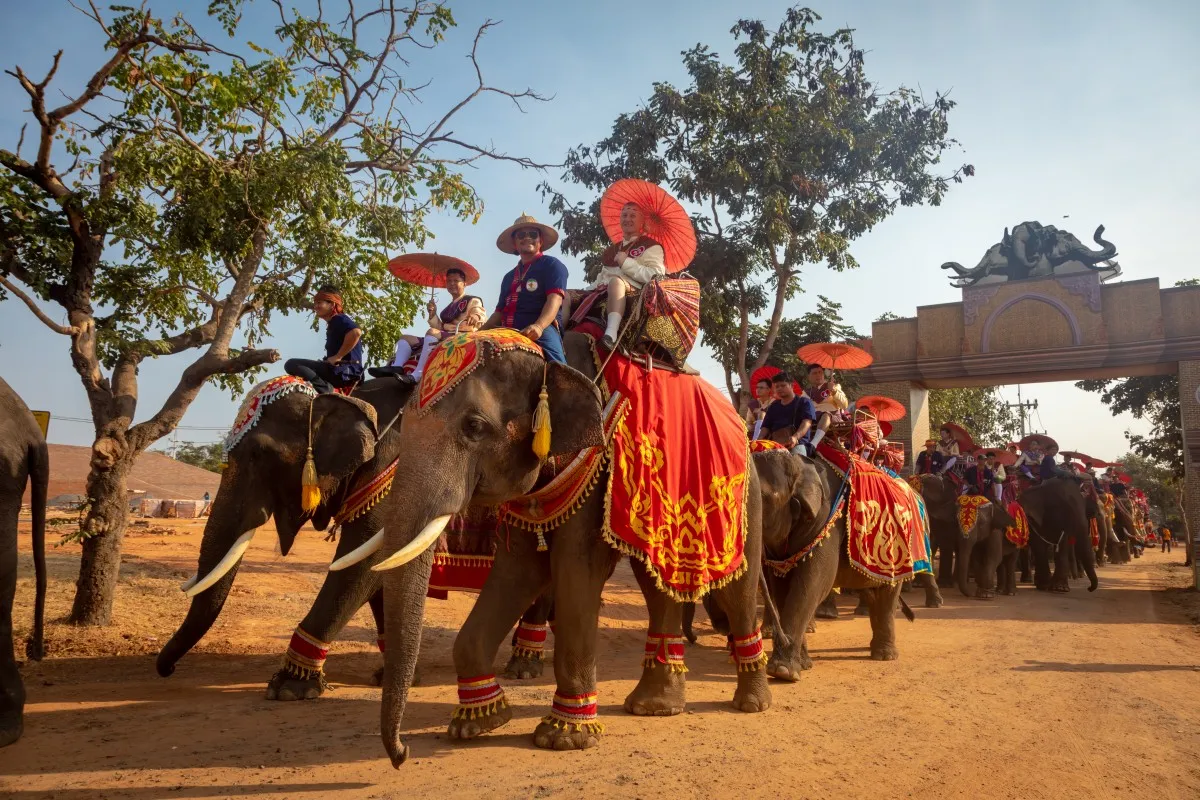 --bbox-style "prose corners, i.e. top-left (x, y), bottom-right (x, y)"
top-left (164, 441), bottom-right (226, 474)
top-left (929, 387), bottom-right (1019, 447)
